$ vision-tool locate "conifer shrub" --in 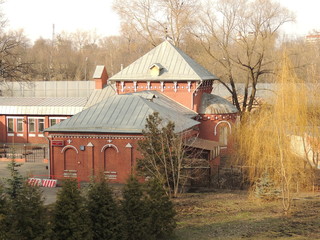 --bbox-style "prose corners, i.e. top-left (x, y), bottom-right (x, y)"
top-left (121, 175), bottom-right (153, 240)
top-left (0, 184), bottom-right (8, 240)
top-left (254, 172), bottom-right (280, 201)
top-left (52, 179), bottom-right (91, 240)
top-left (145, 179), bottom-right (176, 239)
top-left (4, 159), bottom-right (48, 240)
top-left (86, 175), bottom-right (123, 240)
